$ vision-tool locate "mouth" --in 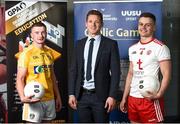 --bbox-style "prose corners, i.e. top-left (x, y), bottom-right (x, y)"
top-left (38, 38), bottom-right (44, 40)
top-left (140, 30), bottom-right (147, 33)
